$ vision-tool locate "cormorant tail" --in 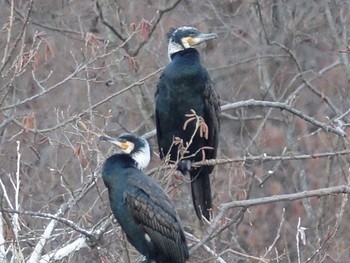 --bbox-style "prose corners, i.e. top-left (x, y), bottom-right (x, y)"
top-left (190, 169), bottom-right (212, 220)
